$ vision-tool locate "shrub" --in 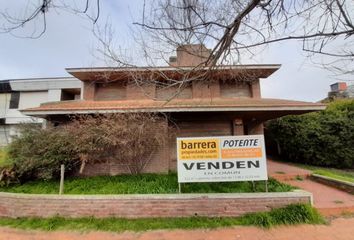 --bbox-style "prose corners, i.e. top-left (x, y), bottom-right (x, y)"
top-left (266, 99), bottom-right (354, 168)
top-left (67, 113), bottom-right (168, 174)
top-left (0, 147), bottom-right (12, 168)
top-left (0, 113), bottom-right (168, 185)
top-left (4, 124), bottom-right (79, 183)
